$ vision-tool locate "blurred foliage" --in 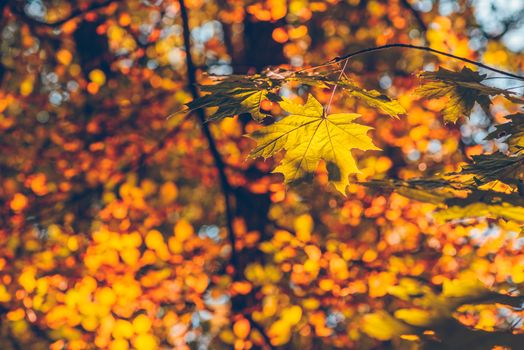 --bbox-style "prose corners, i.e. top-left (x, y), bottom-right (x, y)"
top-left (2, 0), bottom-right (524, 350)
